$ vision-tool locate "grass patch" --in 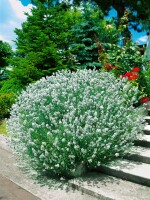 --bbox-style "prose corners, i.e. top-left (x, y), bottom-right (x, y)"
top-left (0, 120), bottom-right (8, 136)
